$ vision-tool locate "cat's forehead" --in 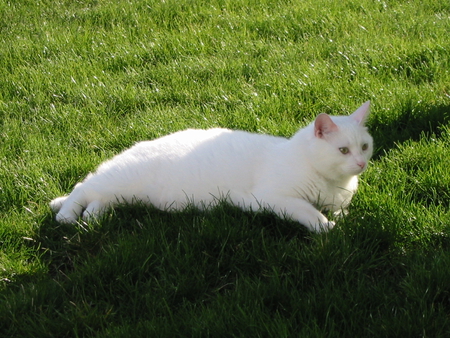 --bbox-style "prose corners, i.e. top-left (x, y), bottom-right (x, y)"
top-left (331, 118), bottom-right (372, 144)
top-left (330, 114), bottom-right (361, 126)
top-left (331, 115), bottom-right (368, 129)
